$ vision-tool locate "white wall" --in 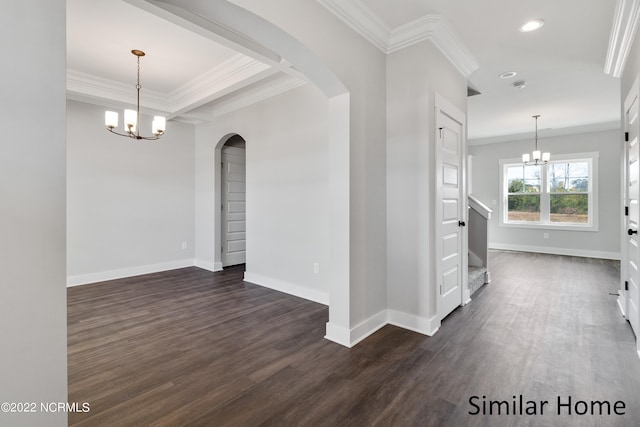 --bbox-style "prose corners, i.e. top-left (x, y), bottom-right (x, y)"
top-left (0, 1), bottom-right (67, 426)
top-left (67, 100), bottom-right (196, 284)
top-left (386, 40), bottom-right (468, 333)
top-left (469, 129), bottom-right (621, 259)
top-left (210, 0), bottom-right (389, 342)
top-left (195, 84), bottom-right (331, 303)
